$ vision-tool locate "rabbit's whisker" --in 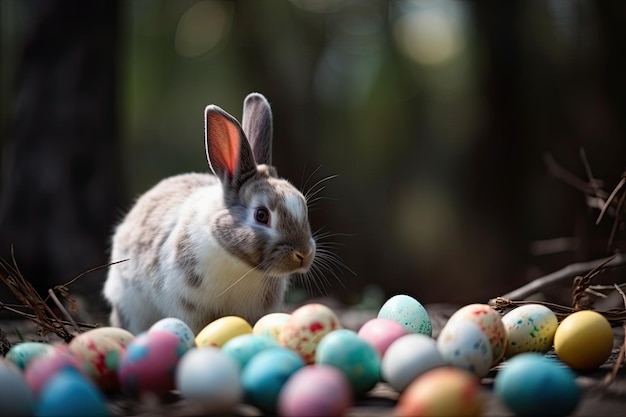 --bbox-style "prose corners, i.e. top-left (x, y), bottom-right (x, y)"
top-left (216, 265), bottom-right (260, 298)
